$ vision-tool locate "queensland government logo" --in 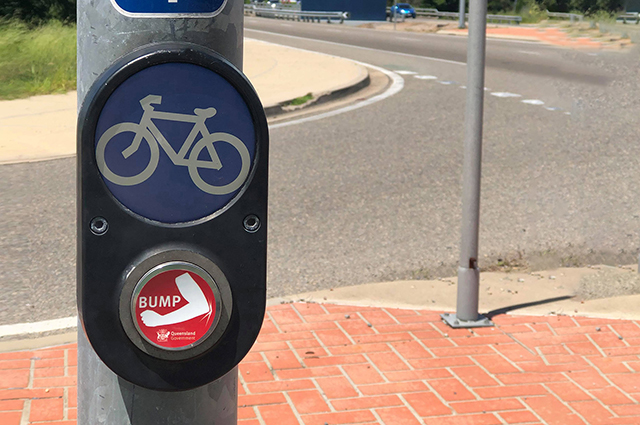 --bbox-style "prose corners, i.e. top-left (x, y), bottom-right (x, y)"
top-left (157, 328), bottom-right (170, 342)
